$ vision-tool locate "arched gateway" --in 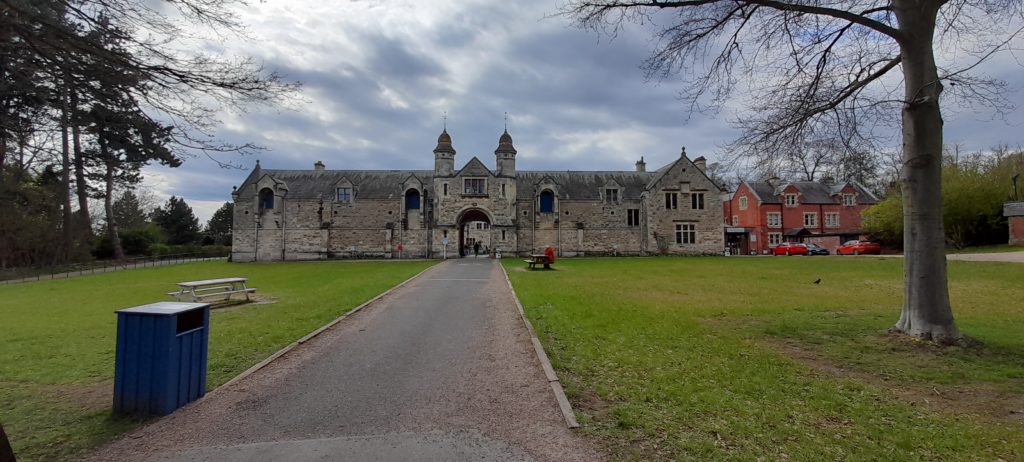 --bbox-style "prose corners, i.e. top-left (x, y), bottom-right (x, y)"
top-left (456, 208), bottom-right (492, 257)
